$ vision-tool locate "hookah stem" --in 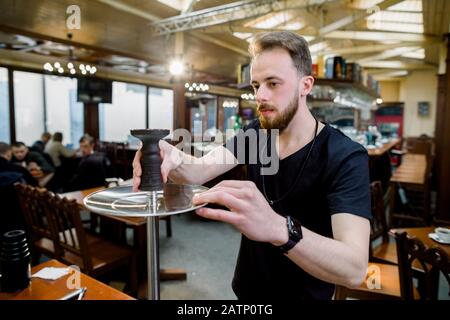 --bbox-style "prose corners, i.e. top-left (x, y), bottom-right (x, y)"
top-left (131, 129), bottom-right (168, 300)
top-left (147, 191), bottom-right (160, 300)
